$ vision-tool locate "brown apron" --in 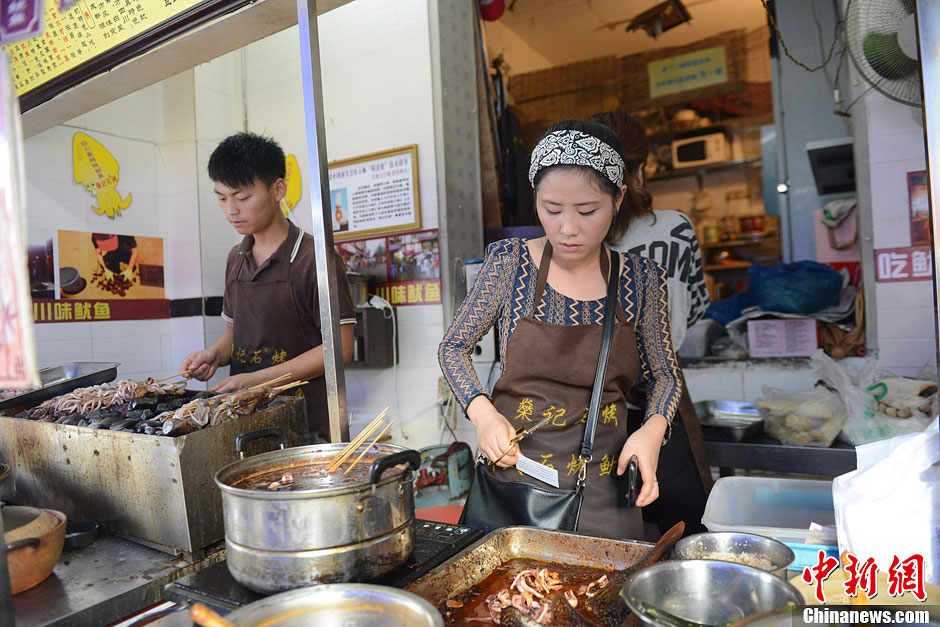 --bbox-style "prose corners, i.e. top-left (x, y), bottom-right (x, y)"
top-left (229, 228), bottom-right (326, 442)
top-left (489, 243), bottom-right (644, 540)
